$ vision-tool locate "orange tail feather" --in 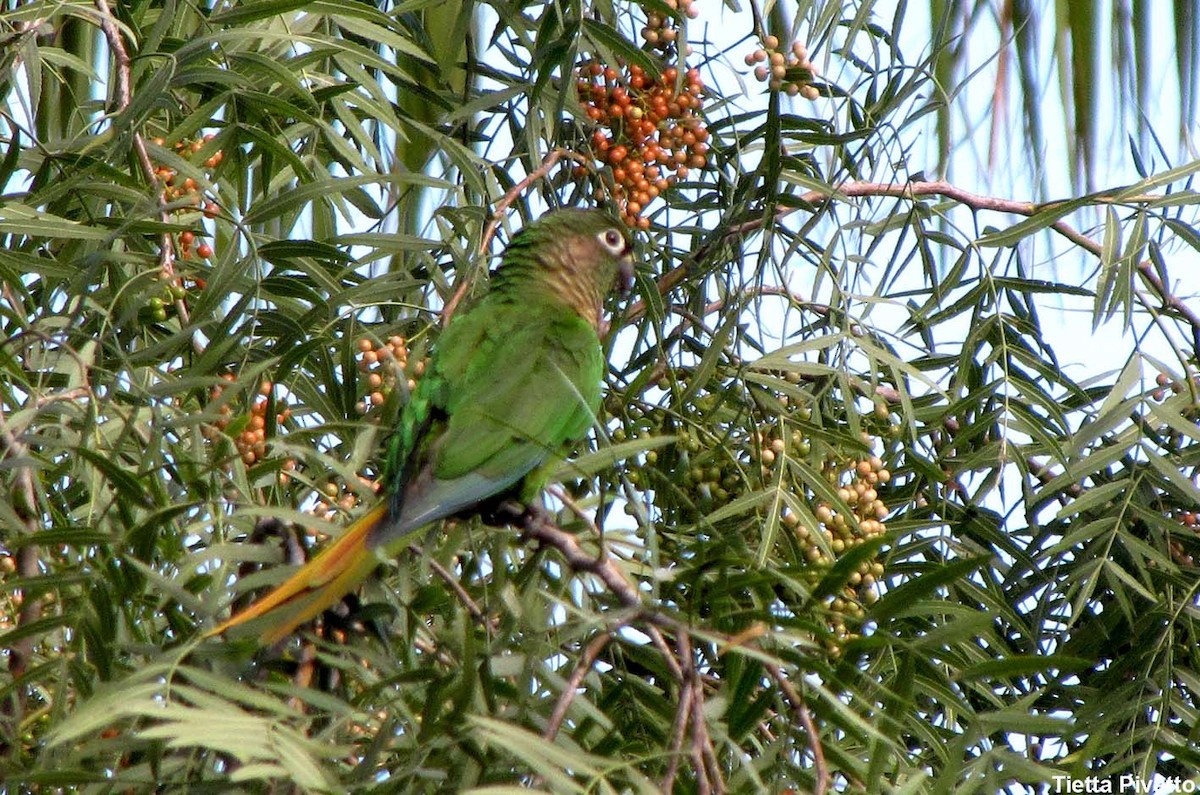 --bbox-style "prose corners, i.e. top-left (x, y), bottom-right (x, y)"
top-left (207, 501), bottom-right (389, 645)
